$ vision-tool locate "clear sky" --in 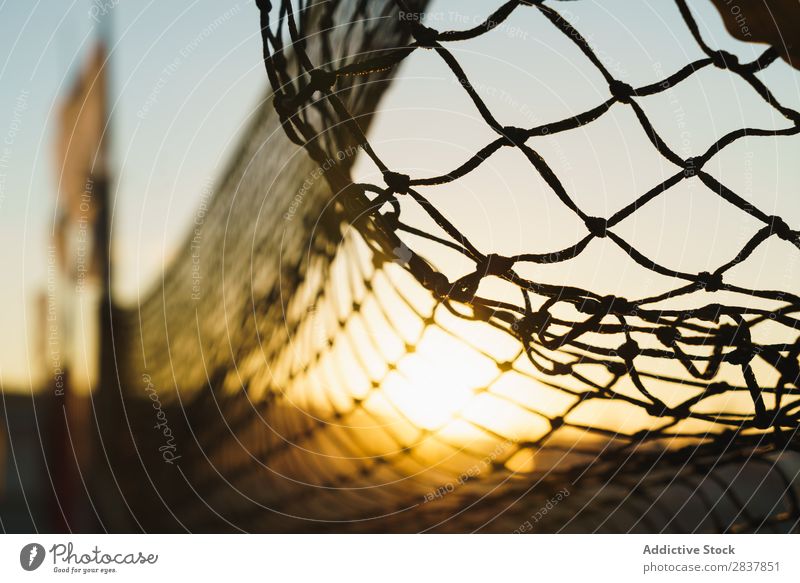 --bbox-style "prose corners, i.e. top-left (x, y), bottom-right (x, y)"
top-left (1, 0), bottom-right (798, 390)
